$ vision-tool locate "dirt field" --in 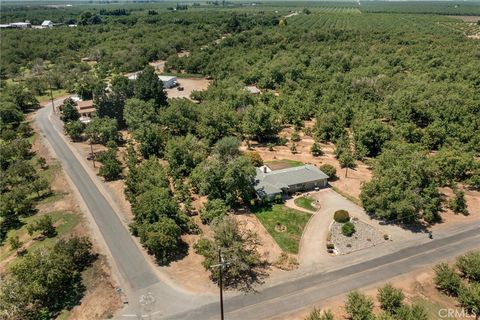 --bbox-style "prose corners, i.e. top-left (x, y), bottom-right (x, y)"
top-left (280, 266), bottom-right (460, 320)
top-left (450, 15), bottom-right (480, 22)
top-left (166, 77), bottom-right (211, 100)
